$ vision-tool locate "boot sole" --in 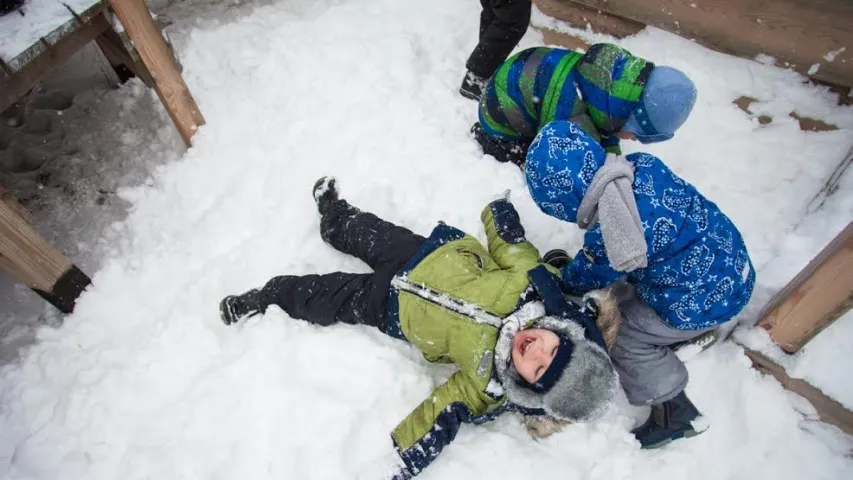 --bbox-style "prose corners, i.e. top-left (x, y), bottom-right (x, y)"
top-left (641, 425), bottom-right (706, 449)
top-left (459, 88), bottom-right (481, 101)
top-left (219, 297), bottom-right (235, 326)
